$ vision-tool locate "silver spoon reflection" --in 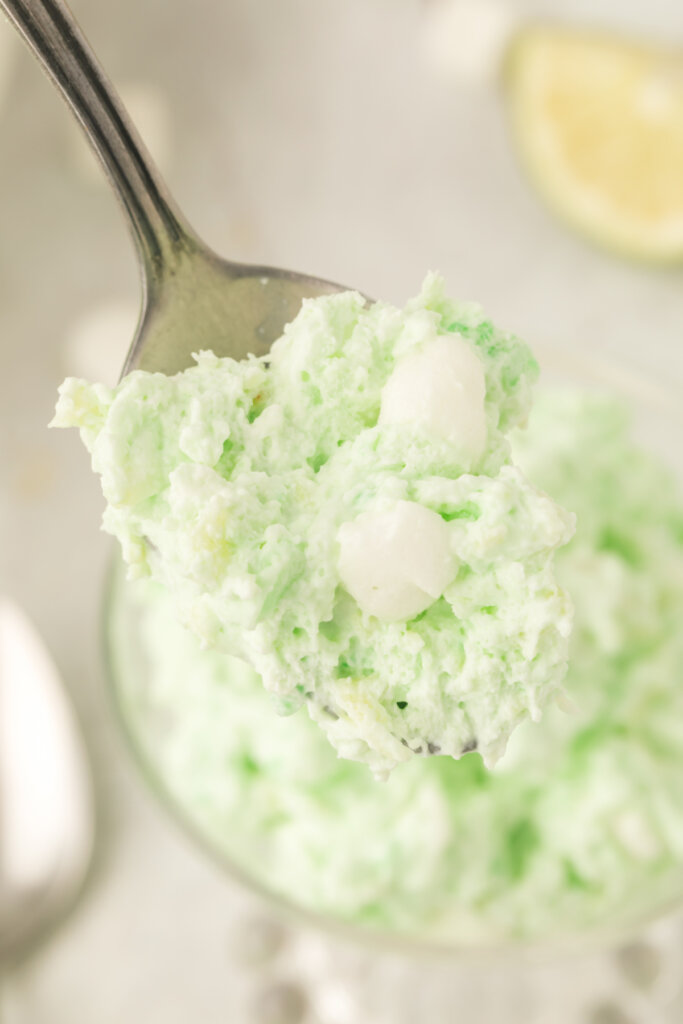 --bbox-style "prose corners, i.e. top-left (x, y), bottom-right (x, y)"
top-left (0, 597), bottom-right (94, 962)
